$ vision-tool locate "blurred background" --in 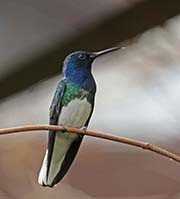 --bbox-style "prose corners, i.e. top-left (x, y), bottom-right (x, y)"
top-left (1, 0), bottom-right (180, 198)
